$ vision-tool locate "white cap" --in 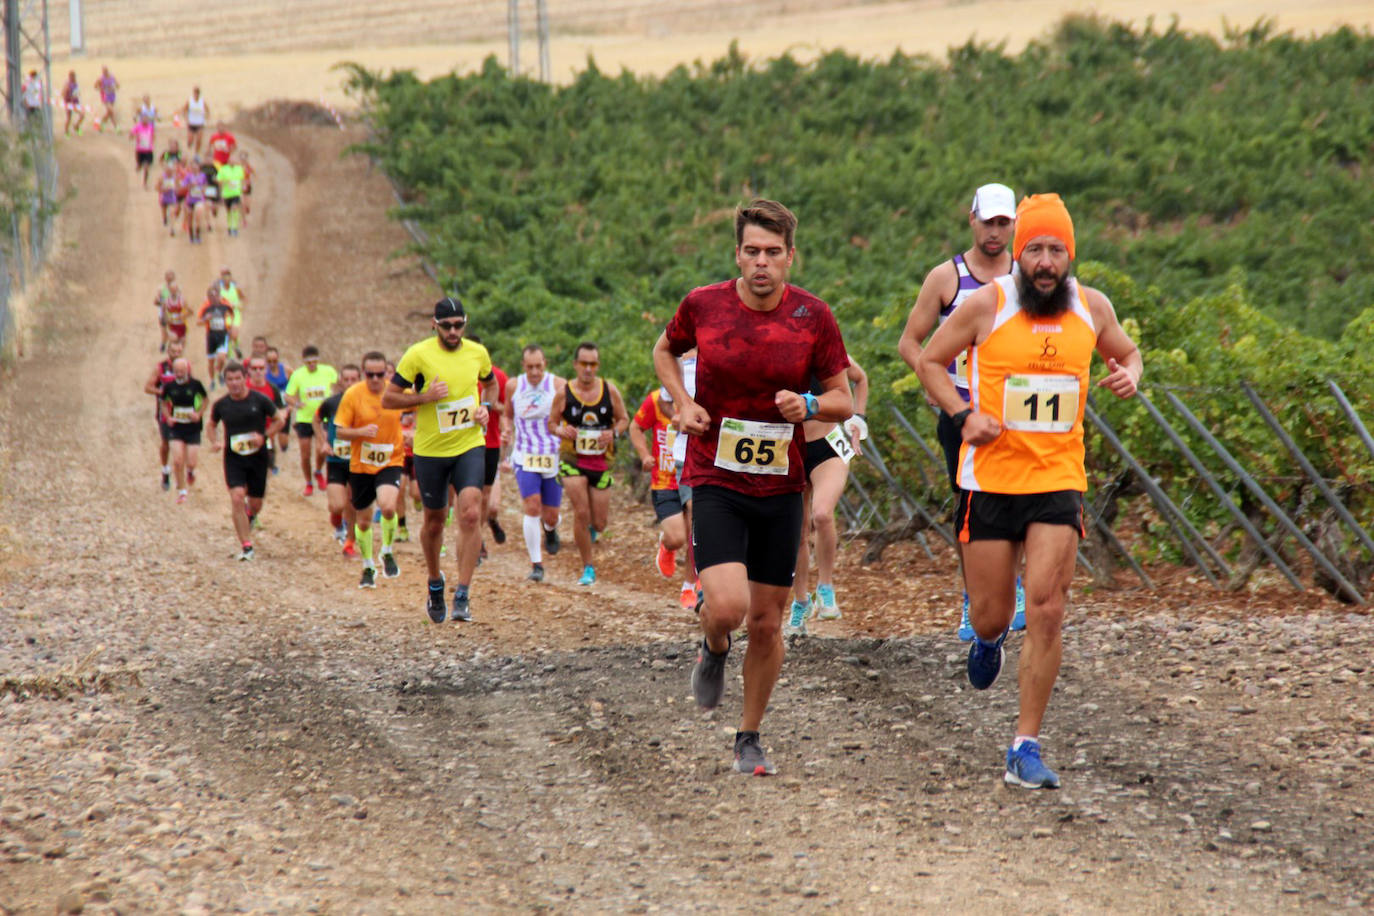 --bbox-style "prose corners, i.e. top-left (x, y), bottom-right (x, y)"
top-left (971, 183), bottom-right (1016, 220)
